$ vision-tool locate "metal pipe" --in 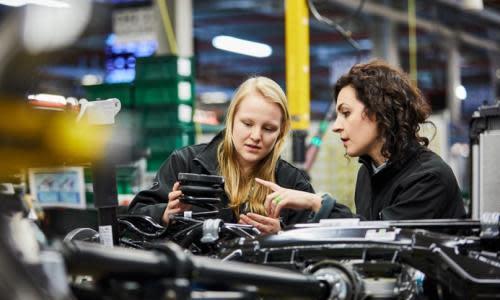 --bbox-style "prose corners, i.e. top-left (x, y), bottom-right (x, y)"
top-left (192, 255), bottom-right (328, 299)
top-left (327, 0), bottom-right (500, 53)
